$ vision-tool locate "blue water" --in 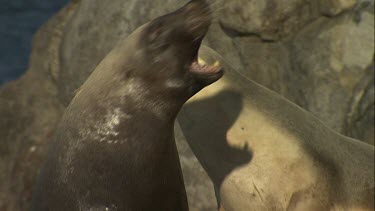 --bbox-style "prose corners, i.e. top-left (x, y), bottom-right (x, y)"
top-left (0, 0), bottom-right (68, 85)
